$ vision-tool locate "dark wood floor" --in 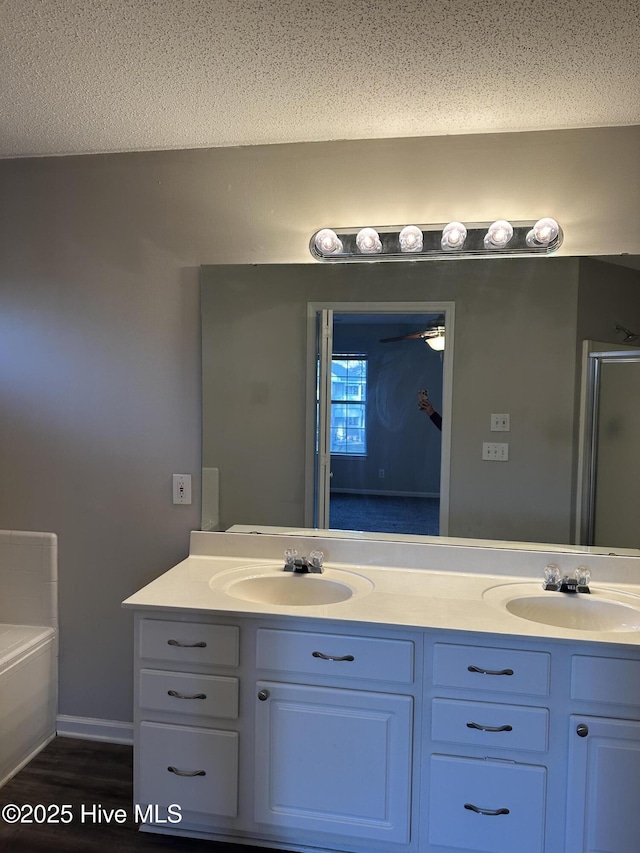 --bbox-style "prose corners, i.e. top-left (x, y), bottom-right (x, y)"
top-left (0, 737), bottom-right (294, 852)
